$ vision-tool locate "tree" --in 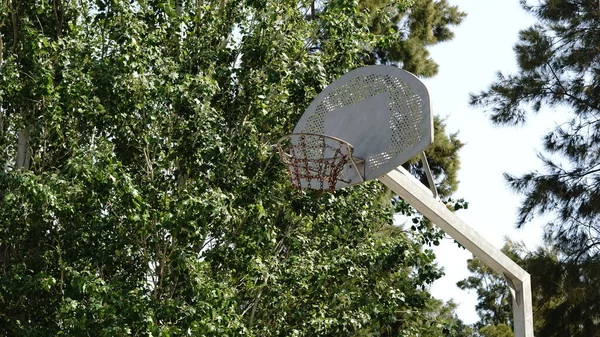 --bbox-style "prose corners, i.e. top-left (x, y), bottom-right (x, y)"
top-left (456, 244), bottom-right (516, 330)
top-left (0, 0), bottom-right (467, 335)
top-left (362, 0), bottom-right (466, 77)
top-left (459, 240), bottom-right (600, 336)
top-left (469, 0), bottom-right (600, 261)
top-left (525, 245), bottom-right (600, 336)
top-left (306, 0), bottom-right (466, 78)
top-left (469, 2), bottom-right (600, 334)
